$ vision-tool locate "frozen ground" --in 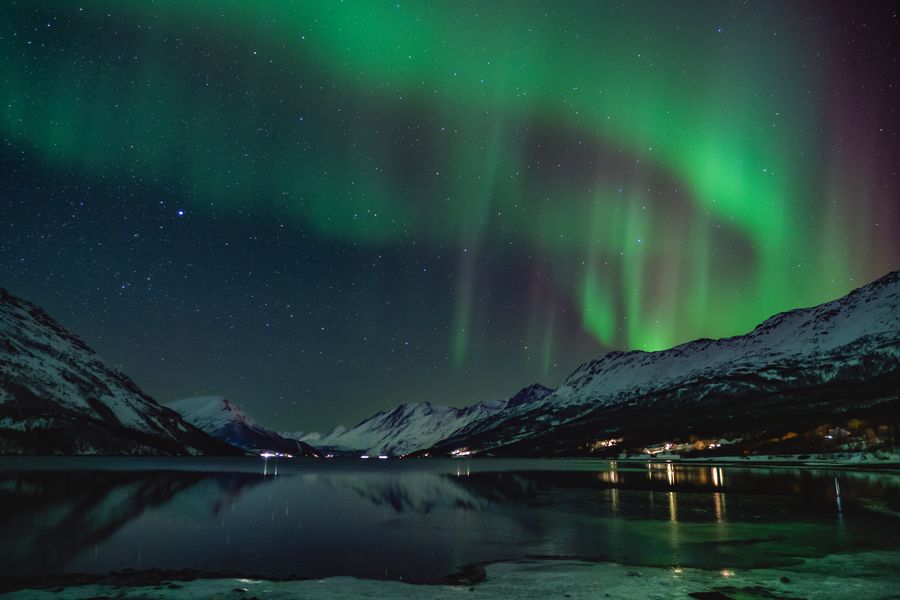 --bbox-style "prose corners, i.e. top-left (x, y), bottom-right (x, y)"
top-left (4, 550), bottom-right (899, 600)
